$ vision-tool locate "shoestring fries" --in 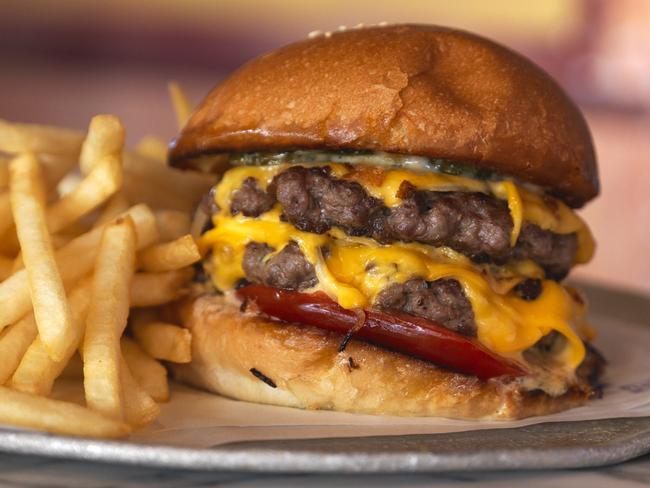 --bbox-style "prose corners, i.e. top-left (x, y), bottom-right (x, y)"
top-left (0, 85), bottom-right (209, 437)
